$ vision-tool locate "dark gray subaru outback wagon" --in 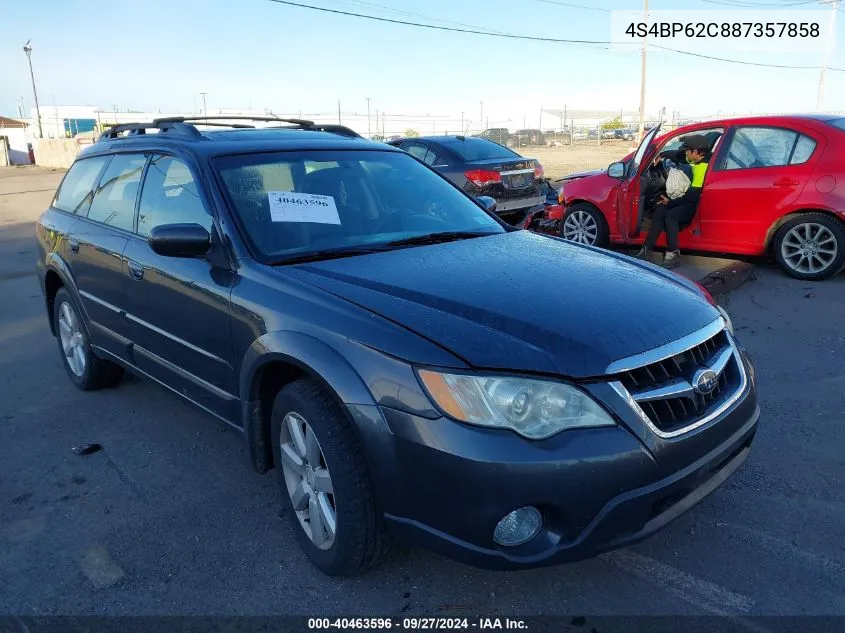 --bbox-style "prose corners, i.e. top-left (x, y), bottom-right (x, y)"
top-left (36, 116), bottom-right (759, 576)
